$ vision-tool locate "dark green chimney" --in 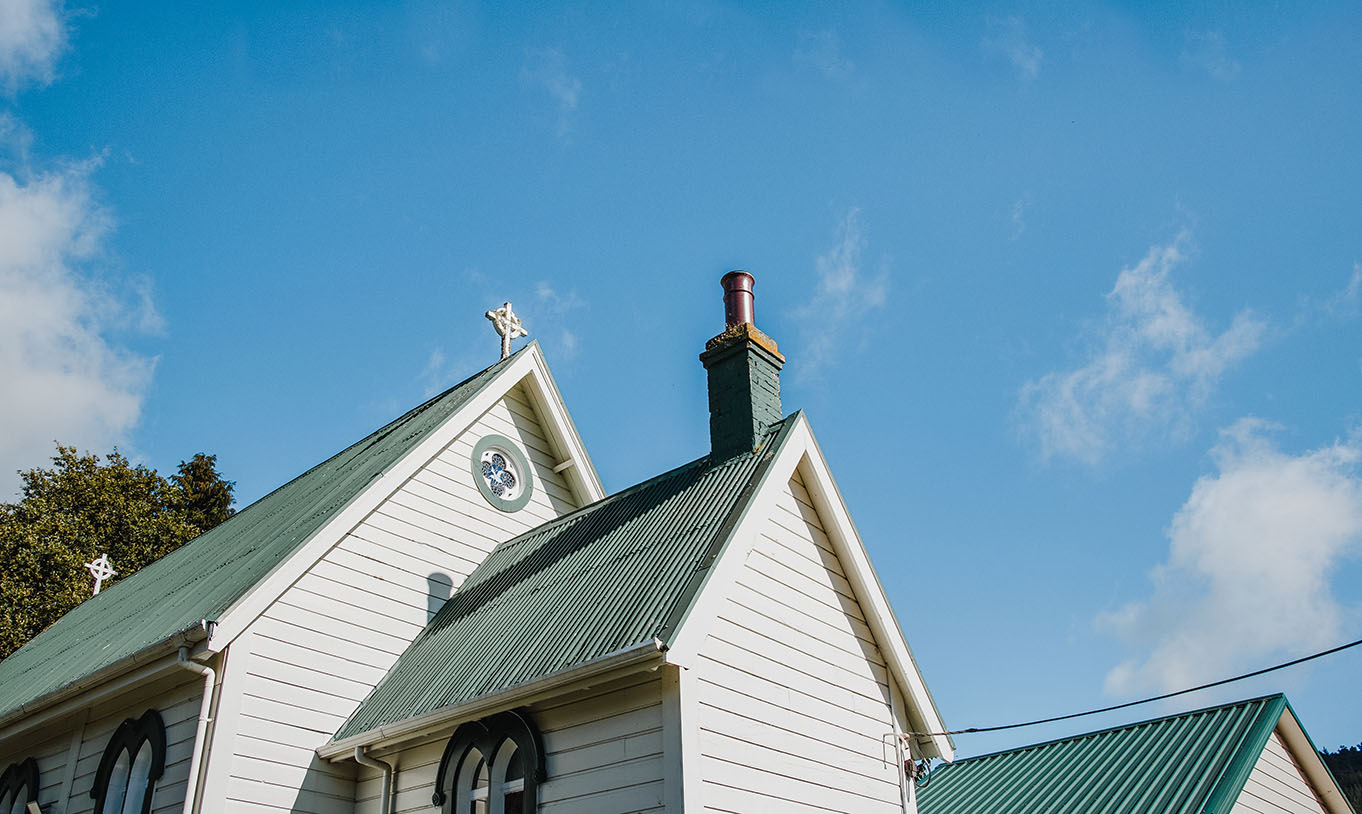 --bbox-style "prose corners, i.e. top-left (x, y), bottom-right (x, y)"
top-left (700, 271), bottom-right (785, 460)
